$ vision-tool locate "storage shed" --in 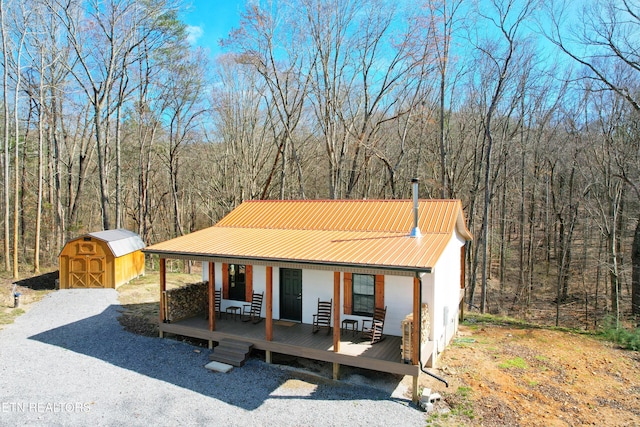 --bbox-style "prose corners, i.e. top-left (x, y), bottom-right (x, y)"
top-left (59, 229), bottom-right (145, 289)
